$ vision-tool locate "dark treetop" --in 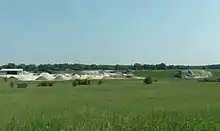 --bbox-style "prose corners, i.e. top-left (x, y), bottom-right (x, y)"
top-left (0, 63), bottom-right (218, 73)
